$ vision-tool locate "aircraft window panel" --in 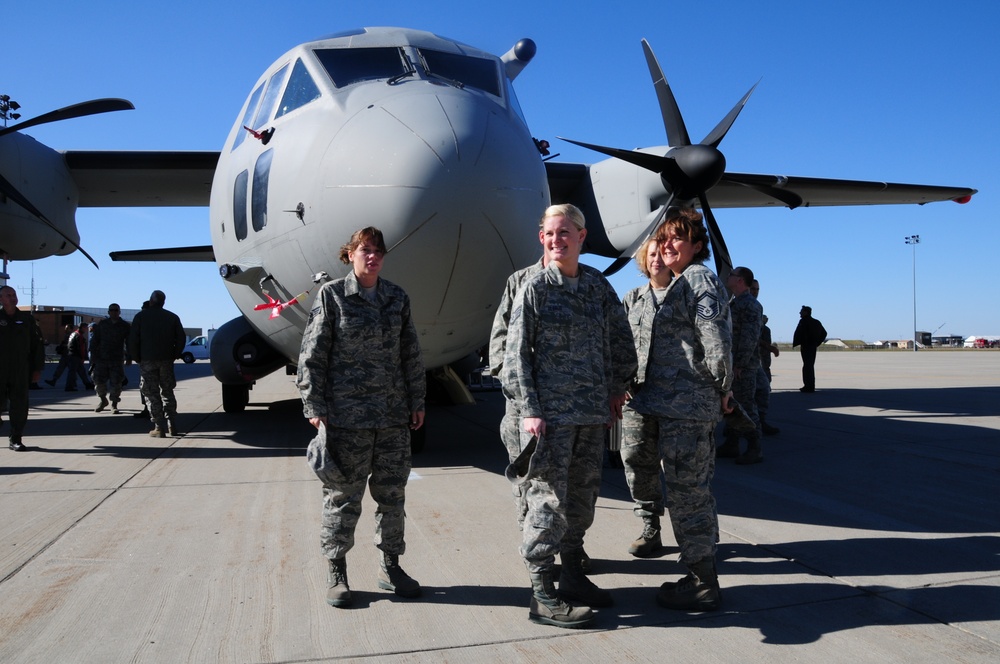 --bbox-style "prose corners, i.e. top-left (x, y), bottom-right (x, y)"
top-left (233, 170), bottom-right (249, 241)
top-left (253, 64), bottom-right (290, 130)
top-left (276, 58), bottom-right (321, 119)
top-left (251, 149), bottom-right (274, 232)
top-left (314, 47), bottom-right (407, 88)
top-left (419, 49), bottom-right (501, 97)
top-left (506, 77), bottom-right (528, 127)
top-left (233, 83), bottom-right (265, 151)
